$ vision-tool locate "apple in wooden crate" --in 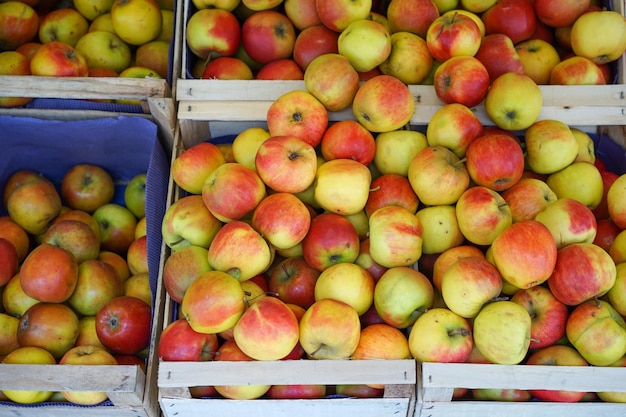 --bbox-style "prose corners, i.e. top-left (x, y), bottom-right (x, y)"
top-left (433, 56), bottom-right (490, 108)
top-left (95, 295), bottom-right (152, 355)
top-left (484, 72), bottom-right (543, 131)
top-left (426, 12), bottom-right (482, 62)
top-left (386, 0), bottom-right (439, 37)
top-left (304, 53), bottom-right (360, 112)
top-left (38, 7), bottom-right (89, 47)
top-left (0, 1), bottom-right (39, 51)
top-left (416, 205), bottom-right (464, 255)
top-left (365, 173), bottom-right (419, 218)
top-left (252, 192), bottom-right (311, 250)
top-left (213, 339), bottom-right (270, 399)
top-left (368, 205), bottom-right (423, 268)
top-left (0, 51), bottom-right (33, 108)
top-left (268, 256), bottom-right (320, 309)
top-left (501, 178), bottom-right (558, 222)
top-left (337, 19), bottom-right (391, 73)
top-left (292, 24), bottom-right (339, 71)
top-left (241, 10), bottom-right (296, 65)
top-left (161, 195), bottom-right (222, 251)
top-left (267, 90), bottom-right (328, 148)
top-left (18, 302), bottom-right (80, 359)
top-left (379, 31), bottom-right (433, 85)
top-left (373, 129), bottom-right (428, 177)
top-left (59, 345), bottom-right (119, 405)
top-left (550, 56), bottom-right (607, 85)
top-left (432, 245), bottom-right (485, 292)
top-left (515, 38), bottom-right (561, 85)
top-left (570, 10), bottom-right (626, 65)
top-left (535, 197), bottom-right (598, 248)
top-left (425, 102), bottom-right (483, 159)
top-left (314, 158), bottom-right (371, 216)
top-left (607, 173), bottom-right (626, 229)
top-left (314, 262), bottom-right (375, 316)
top-left (2, 347), bottom-right (56, 404)
top-left (186, 8), bottom-right (240, 60)
top-left (315, 0), bottom-right (372, 32)
top-left (301, 212), bottom-right (360, 271)
top-left (455, 185), bottom-right (512, 246)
